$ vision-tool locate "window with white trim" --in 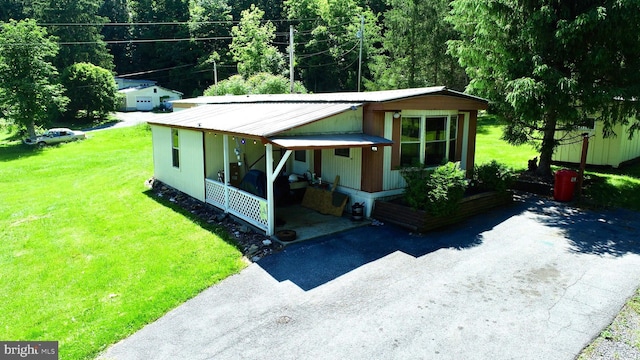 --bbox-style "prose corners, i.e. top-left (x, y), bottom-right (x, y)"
top-left (400, 115), bottom-right (458, 167)
top-left (171, 128), bottom-right (180, 168)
